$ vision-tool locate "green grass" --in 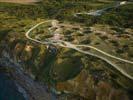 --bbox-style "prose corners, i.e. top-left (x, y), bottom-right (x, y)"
top-left (50, 48), bottom-right (83, 82)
